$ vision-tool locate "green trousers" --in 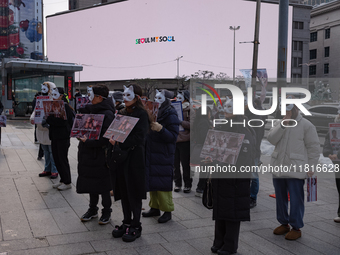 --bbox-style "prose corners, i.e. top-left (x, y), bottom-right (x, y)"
top-left (149, 191), bottom-right (174, 212)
